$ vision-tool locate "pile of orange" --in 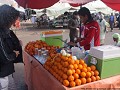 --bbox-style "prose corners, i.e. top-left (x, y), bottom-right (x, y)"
top-left (42, 30), bottom-right (63, 35)
top-left (25, 40), bottom-right (60, 56)
top-left (44, 53), bottom-right (100, 87)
